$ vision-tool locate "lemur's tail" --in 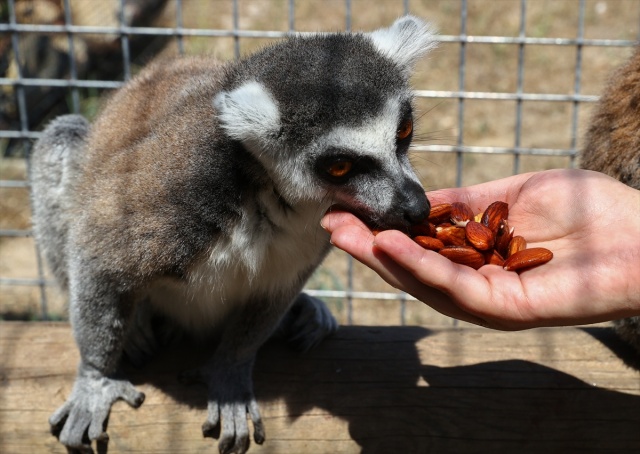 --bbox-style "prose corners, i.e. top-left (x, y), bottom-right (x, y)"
top-left (30, 114), bottom-right (90, 290)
